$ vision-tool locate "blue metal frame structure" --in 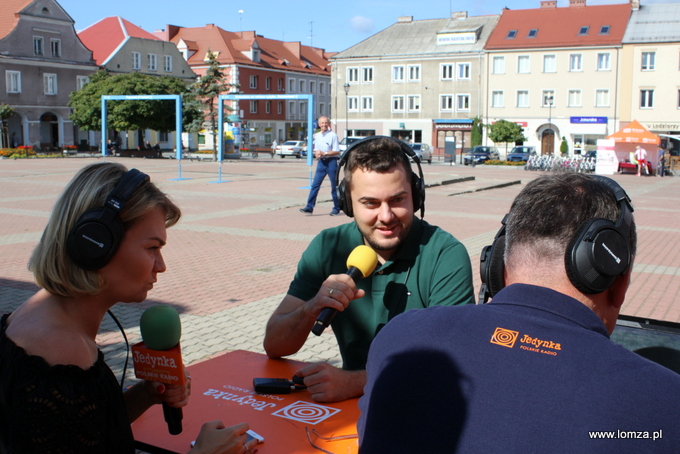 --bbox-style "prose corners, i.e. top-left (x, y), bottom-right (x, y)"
top-left (218, 94), bottom-right (315, 185)
top-left (101, 95), bottom-right (187, 180)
